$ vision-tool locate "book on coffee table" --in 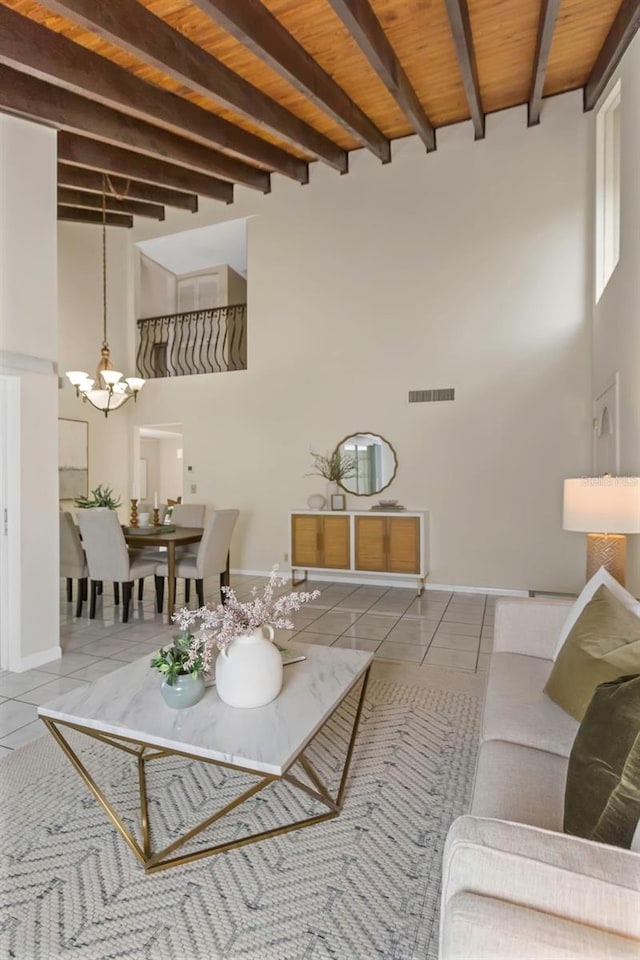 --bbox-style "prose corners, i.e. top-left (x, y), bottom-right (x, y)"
top-left (276, 645), bottom-right (307, 666)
